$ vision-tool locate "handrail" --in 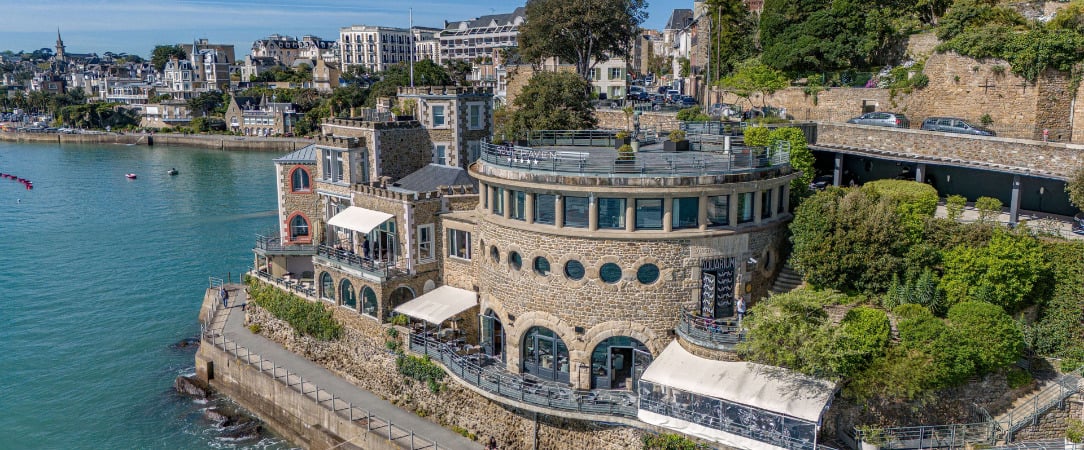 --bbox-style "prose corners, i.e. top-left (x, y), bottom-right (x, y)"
top-left (408, 333), bottom-right (639, 418)
top-left (853, 422), bottom-right (997, 449)
top-left (638, 396), bottom-right (821, 450)
top-left (675, 308), bottom-right (745, 348)
top-left (315, 244), bottom-right (393, 278)
top-left (252, 269), bottom-right (316, 298)
top-left (255, 235), bottom-right (317, 253)
top-left (201, 316), bottom-right (445, 449)
top-left (1002, 371), bottom-right (1082, 438)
